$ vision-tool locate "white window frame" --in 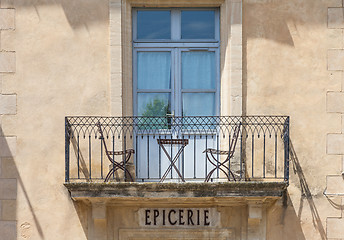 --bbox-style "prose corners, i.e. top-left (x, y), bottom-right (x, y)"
top-left (132, 8), bottom-right (221, 117)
